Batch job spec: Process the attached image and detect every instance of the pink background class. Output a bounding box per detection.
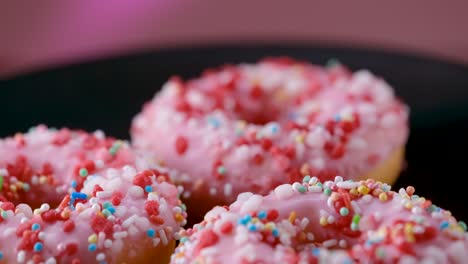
[1,0,467,78]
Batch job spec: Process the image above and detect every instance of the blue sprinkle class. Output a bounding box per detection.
[257,211,267,219]
[272,229,279,237]
[108,207,116,214]
[147,228,155,237]
[88,243,97,251]
[312,248,320,256]
[0,251,3,259]
[238,215,252,225]
[440,221,450,230]
[33,242,43,252]
[208,116,221,128]
[248,224,257,232]
[71,192,87,200]
[145,185,153,193]
[71,180,77,189]
[270,123,279,134]
[334,115,341,122]
[31,223,41,231]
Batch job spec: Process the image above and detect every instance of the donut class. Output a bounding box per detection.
[131,57,409,221]
[0,125,143,208]
[0,165,187,263]
[171,176,468,263]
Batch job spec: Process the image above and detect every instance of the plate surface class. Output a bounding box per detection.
[3,44,468,220]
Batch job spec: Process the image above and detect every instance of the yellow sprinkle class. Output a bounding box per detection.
[349,188,358,196]
[298,232,306,241]
[404,223,415,243]
[175,213,184,222]
[264,222,275,231]
[9,185,17,192]
[404,202,413,209]
[379,193,388,202]
[88,234,98,243]
[33,209,41,215]
[295,134,305,144]
[358,185,370,195]
[39,176,48,184]
[251,218,259,224]
[300,164,310,176]
[61,210,71,219]
[288,211,297,224]
[320,216,328,226]
[16,182,24,189]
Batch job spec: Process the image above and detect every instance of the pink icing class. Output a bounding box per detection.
[0,166,187,263]
[0,125,140,206]
[131,58,409,203]
[171,176,468,264]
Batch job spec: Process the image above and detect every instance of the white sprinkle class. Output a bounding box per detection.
[128,186,144,198]
[96,191,112,199]
[334,176,343,183]
[300,218,309,229]
[38,232,45,240]
[128,225,139,237]
[351,201,362,214]
[152,238,161,247]
[224,184,233,197]
[104,239,113,248]
[323,239,337,248]
[95,159,104,169]
[362,194,372,203]
[135,217,150,231]
[336,181,359,189]
[306,232,315,241]
[0,168,8,176]
[96,253,106,261]
[17,250,26,263]
[31,176,39,185]
[309,177,318,185]
[237,192,253,202]
[3,227,15,237]
[122,214,138,228]
[20,217,29,223]
[40,203,50,211]
[113,231,128,239]
[45,257,57,264]
[327,215,335,224]
[209,187,217,196]
[411,207,422,215]
[308,185,323,192]
[159,229,168,245]
[240,195,263,213]
[339,239,347,248]
[274,184,294,200]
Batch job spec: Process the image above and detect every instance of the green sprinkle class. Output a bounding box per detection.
[297,185,307,193]
[459,221,467,231]
[0,176,3,191]
[323,188,332,196]
[339,207,349,216]
[351,222,359,231]
[79,168,88,177]
[102,209,111,217]
[302,175,311,183]
[217,166,226,175]
[179,237,188,243]
[1,211,7,219]
[352,214,361,224]
[109,142,122,156]
[326,58,341,68]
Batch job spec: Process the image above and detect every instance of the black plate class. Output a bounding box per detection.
[2,44,468,220]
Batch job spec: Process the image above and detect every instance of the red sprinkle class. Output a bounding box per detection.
[63,220,75,233]
[249,85,263,99]
[65,243,78,255]
[175,136,189,155]
[111,191,124,206]
[92,184,104,197]
[252,154,264,165]
[150,215,165,225]
[220,221,234,234]
[144,200,160,216]
[195,230,219,254]
[267,209,279,221]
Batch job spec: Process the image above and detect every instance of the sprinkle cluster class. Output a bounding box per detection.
[172,176,468,264]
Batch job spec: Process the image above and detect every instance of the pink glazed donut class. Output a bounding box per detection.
[0,125,140,209]
[171,176,468,264]
[0,166,187,263]
[131,57,409,221]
